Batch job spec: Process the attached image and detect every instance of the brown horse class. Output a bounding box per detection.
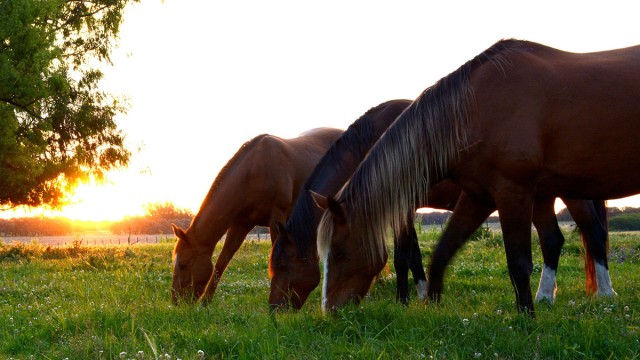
[170,127,343,304]
[316,39,638,315]
[271,100,610,310]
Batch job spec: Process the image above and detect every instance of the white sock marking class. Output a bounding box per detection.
[535,265,557,303]
[595,263,617,297]
[416,280,428,301]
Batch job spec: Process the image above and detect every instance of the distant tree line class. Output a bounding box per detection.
[417,211,499,226]
[3,203,640,237]
[0,202,194,237]
[418,205,640,231]
[109,202,193,235]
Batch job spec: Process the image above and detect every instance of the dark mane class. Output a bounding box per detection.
[318,39,527,265]
[191,134,270,226]
[288,100,401,258]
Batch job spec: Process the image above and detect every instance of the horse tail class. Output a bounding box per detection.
[583,199,608,295]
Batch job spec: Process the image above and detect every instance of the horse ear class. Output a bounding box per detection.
[172,224,190,245]
[311,190,347,223]
[310,190,329,210]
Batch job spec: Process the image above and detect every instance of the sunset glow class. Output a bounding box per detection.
[2,0,640,222]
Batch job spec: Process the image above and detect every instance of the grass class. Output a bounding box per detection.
[1,229,639,359]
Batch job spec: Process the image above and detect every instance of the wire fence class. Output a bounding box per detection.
[0,233,271,247]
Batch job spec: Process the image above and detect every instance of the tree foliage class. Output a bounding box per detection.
[0,0,137,208]
[110,202,194,235]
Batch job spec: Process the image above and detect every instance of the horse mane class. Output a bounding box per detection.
[190,134,271,228]
[317,39,526,266]
[287,101,397,258]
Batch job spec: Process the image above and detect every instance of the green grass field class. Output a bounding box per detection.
[1,228,639,359]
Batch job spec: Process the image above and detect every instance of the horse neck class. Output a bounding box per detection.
[186,186,237,250]
[287,189,323,257]
[290,100,411,257]
[307,100,407,199]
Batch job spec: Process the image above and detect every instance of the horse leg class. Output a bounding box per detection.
[393,230,410,305]
[394,214,427,305]
[428,193,495,303]
[565,199,615,297]
[494,188,535,316]
[407,219,428,302]
[531,197,564,303]
[198,224,252,305]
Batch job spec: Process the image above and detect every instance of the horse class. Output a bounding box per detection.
[270,100,610,310]
[315,39,639,316]
[170,127,343,304]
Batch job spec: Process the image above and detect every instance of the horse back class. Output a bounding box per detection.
[462,40,640,200]
[245,128,343,211]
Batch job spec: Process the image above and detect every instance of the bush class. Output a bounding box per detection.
[609,213,640,231]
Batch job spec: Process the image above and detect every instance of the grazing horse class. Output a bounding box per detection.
[269,99,435,309]
[316,39,639,315]
[270,100,610,310]
[170,127,343,304]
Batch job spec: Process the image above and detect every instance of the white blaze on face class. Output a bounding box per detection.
[595,263,617,297]
[535,265,557,303]
[321,253,329,314]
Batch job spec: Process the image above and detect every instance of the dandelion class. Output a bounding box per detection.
[496,309,503,316]
[462,318,469,326]
[119,352,127,359]
[626,314,631,320]
[137,350,145,358]
[197,350,205,359]
[625,306,630,312]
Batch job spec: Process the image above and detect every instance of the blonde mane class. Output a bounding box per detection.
[317,39,524,266]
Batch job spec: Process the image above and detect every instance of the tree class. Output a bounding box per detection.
[143,202,194,219]
[0,0,137,209]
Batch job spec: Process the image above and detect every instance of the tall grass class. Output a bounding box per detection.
[1,229,639,359]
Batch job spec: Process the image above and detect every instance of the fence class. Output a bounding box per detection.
[0,233,271,247]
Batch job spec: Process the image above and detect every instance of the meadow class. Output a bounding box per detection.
[1,227,639,359]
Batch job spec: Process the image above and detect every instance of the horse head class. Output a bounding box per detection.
[171,224,213,304]
[268,221,320,310]
[312,191,388,314]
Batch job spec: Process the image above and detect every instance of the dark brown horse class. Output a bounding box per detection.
[270,100,610,310]
[269,100,433,308]
[316,39,637,315]
[170,127,343,304]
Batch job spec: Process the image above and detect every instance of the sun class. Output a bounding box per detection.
[48,170,153,222]
[54,182,143,221]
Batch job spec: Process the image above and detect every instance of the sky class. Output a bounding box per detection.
[6,0,640,221]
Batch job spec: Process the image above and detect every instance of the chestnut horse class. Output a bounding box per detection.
[316,39,638,315]
[271,100,610,309]
[170,127,343,304]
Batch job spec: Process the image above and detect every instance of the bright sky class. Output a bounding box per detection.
[6,0,640,221]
